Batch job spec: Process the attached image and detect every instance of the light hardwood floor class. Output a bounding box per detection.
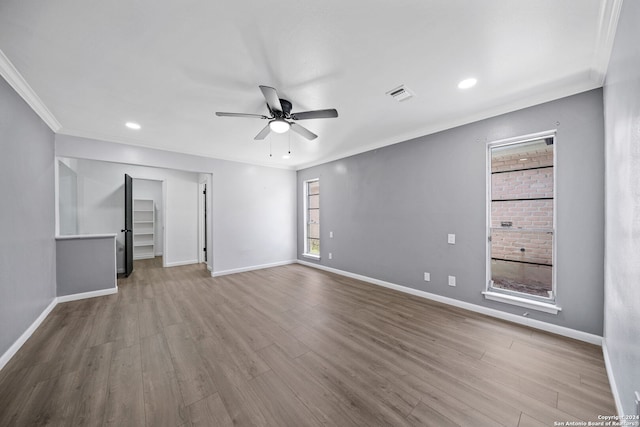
[0,258,616,426]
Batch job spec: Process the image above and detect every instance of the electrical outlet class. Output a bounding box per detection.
[448,234,456,244]
[448,276,456,286]
[424,272,430,281]
[329,231,334,238]
[328,252,333,260]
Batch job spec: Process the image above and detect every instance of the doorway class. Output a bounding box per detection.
[132,178,165,270]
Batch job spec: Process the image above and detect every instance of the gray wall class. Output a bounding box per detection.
[0,76,56,357]
[298,89,605,335]
[603,0,640,416]
[56,236,116,296]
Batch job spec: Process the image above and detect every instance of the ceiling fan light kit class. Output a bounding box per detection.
[216,85,338,142]
[269,118,290,133]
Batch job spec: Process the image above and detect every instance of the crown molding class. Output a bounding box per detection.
[0,49,62,132]
[591,0,624,85]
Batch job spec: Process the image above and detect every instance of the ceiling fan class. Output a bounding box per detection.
[216,85,338,140]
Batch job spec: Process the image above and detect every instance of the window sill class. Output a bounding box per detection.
[302,253,321,260]
[482,291,562,314]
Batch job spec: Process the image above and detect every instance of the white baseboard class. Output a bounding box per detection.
[0,298,57,371]
[212,260,296,277]
[165,259,199,268]
[1,286,119,373]
[602,339,624,416]
[207,264,213,272]
[297,260,602,346]
[57,287,118,303]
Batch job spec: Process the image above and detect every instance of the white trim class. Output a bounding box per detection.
[297,260,601,345]
[211,260,296,277]
[0,286,121,373]
[485,129,558,147]
[0,298,57,371]
[482,291,561,315]
[486,131,558,306]
[294,78,599,171]
[591,0,624,85]
[602,339,624,416]
[165,259,199,268]
[162,181,168,268]
[54,159,60,236]
[55,233,117,240]
[303,178,320,257]
[57,287,118,303]
[0,49,62,132]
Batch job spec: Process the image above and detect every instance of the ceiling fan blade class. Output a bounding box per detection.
[216,112,268,119]
[290,123,318,140]
[254,124,271,140]
[259,85,283,113]
[291,109,338,120]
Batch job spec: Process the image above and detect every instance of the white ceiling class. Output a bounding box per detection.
[0,1,620,169]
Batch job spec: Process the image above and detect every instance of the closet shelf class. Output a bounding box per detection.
[133,199,155,260]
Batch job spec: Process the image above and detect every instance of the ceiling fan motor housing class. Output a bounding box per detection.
[277,99,292,117]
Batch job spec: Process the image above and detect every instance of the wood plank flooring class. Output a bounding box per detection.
[0,258,616,426]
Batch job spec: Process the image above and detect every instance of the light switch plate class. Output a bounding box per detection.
[329,231,334,238]
[424,272,430,281]
[448,234,456,244]
[448,276,456,286]
[329,252,333,260]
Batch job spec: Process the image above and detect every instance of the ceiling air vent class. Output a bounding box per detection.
[386,85,414,102]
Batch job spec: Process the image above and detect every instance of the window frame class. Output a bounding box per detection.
[483,131,561,314]
[303,178,320,259]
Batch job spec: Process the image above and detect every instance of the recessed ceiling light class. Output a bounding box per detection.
[125,122,141,130]
[282,154,291,160]
[457,78,477,89]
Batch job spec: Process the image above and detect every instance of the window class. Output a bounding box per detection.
[304,179,320,258]
[484,133,560,313]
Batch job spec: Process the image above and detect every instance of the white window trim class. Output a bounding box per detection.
[485,130,558,311]
[482,291,562,314]
[303,178,320,259]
